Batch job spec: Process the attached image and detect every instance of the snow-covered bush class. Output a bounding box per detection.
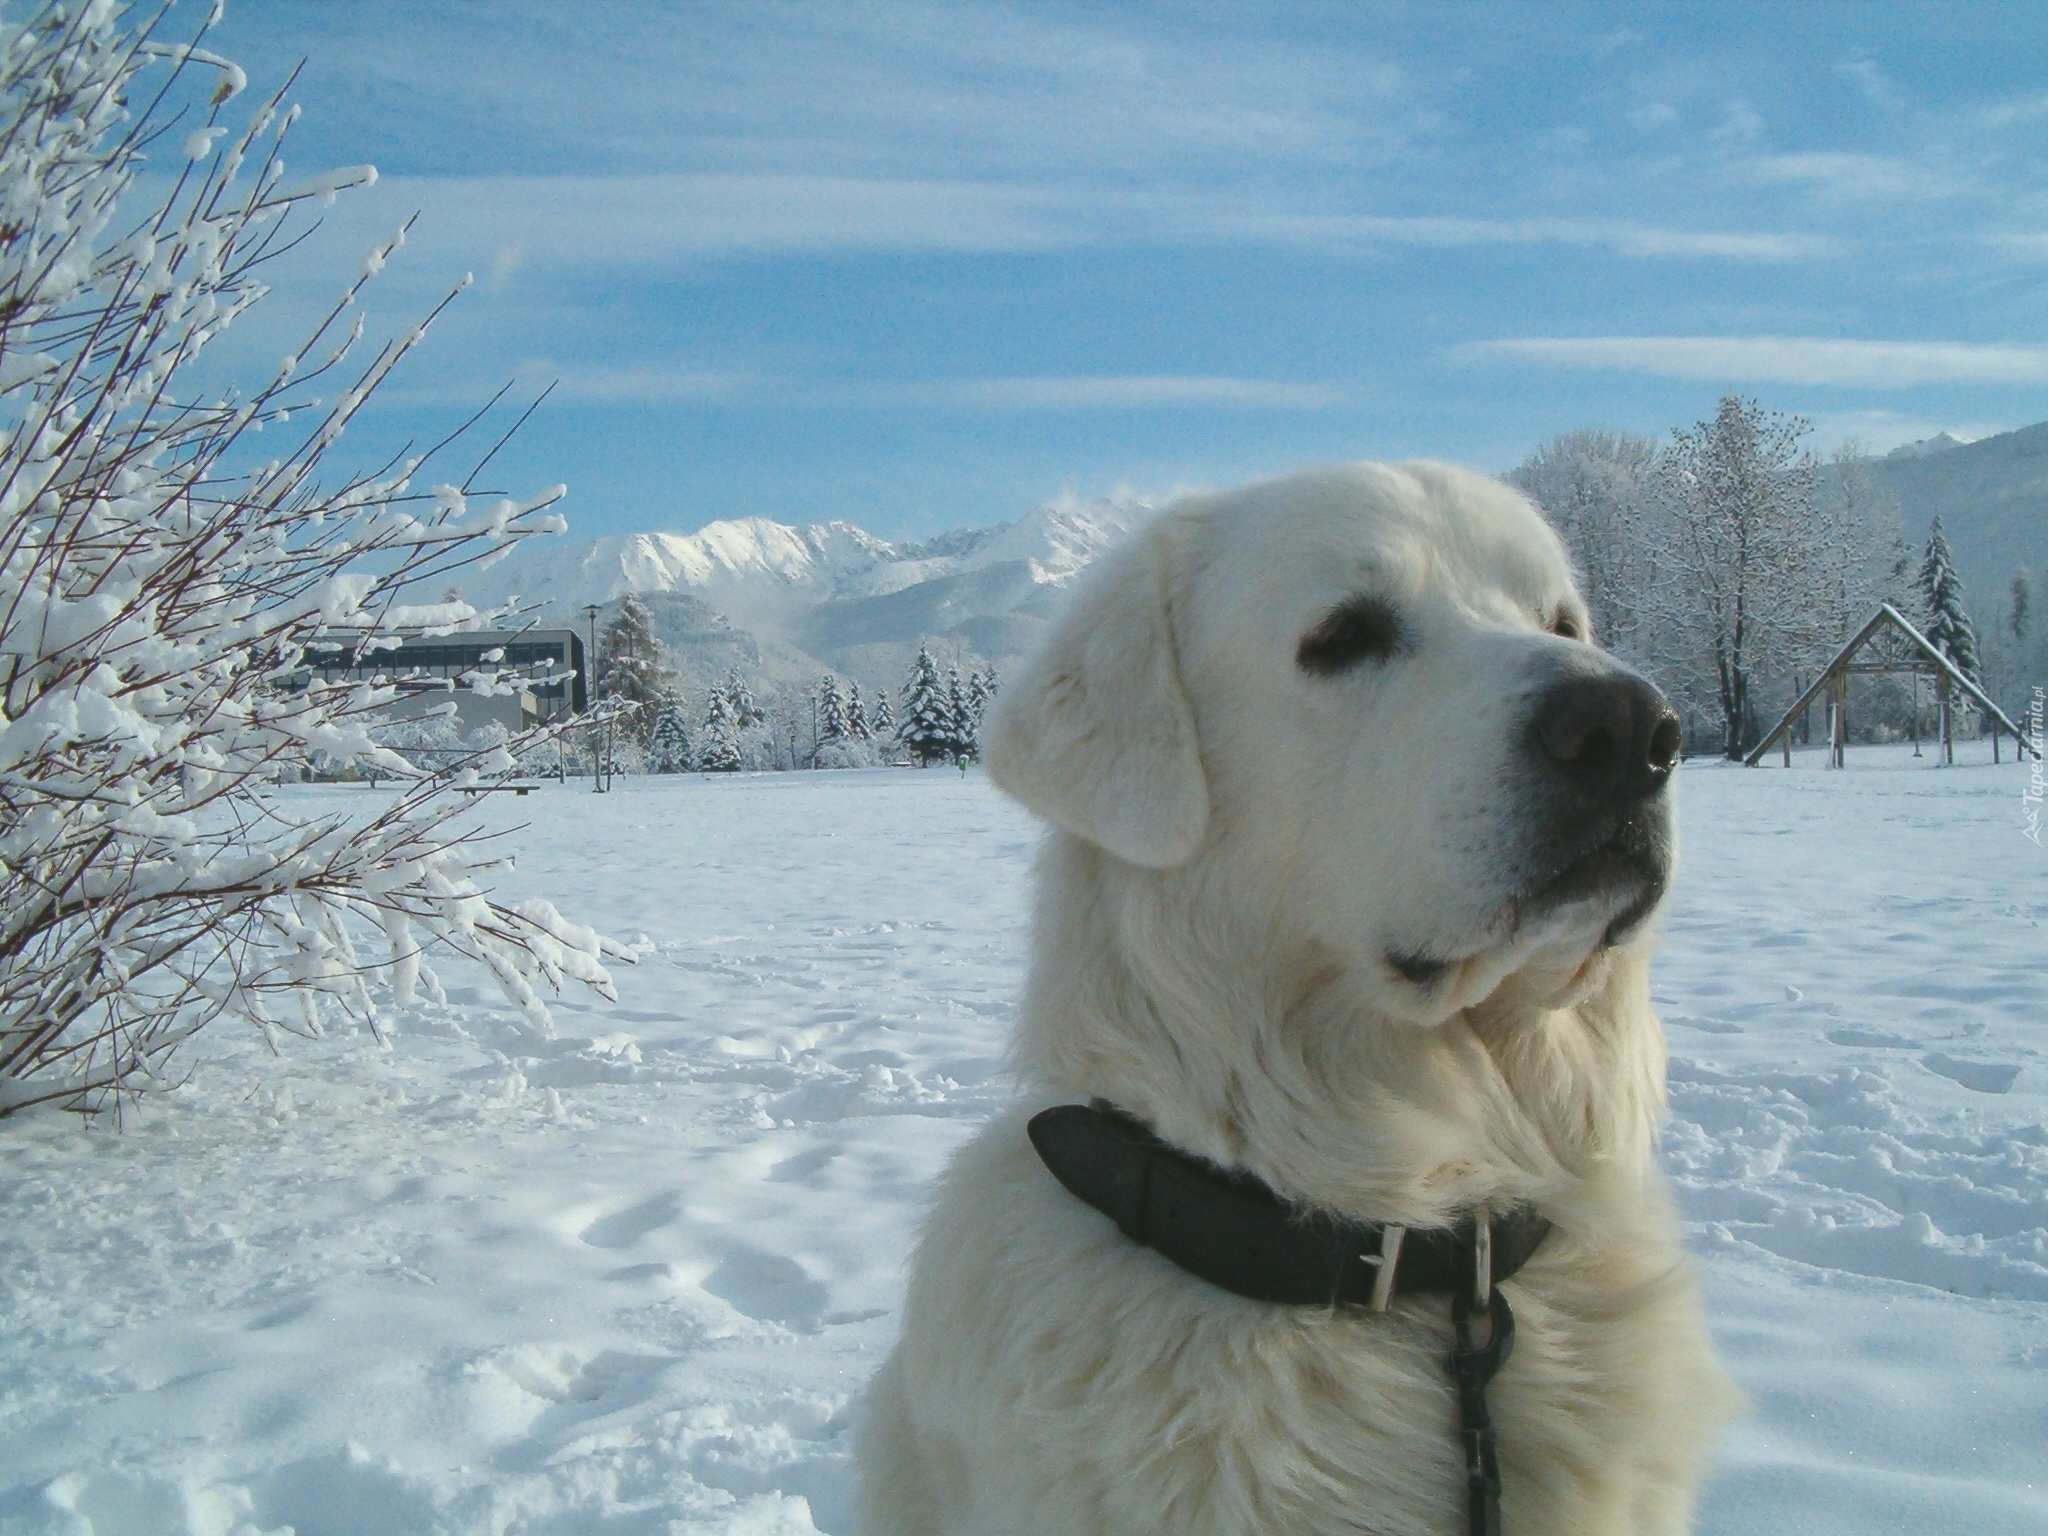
[0,2,629,1115]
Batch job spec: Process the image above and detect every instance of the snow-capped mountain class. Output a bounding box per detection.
[1844,420,2048,614]
[1884,431,1967,461]
[464,493,1151,691]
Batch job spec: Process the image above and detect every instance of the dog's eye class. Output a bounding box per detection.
[1550,612,1582,641]
[1297,597,1401,675]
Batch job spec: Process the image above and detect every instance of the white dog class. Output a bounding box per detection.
[856,463,1735,1536]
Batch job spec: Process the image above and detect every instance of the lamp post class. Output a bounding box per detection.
[583,603,607,793]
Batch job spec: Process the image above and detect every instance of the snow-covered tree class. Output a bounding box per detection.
[648,692,692,772]
[947,666,974,763]
[723,667,762,729]
[898,645,953,766]
[698,688,742,772]
[818,673,848,747]
[847,680,871,740]
[2011,569,2031,645]
[1813,441,1911,647]
[1918,518,1981,681]
[870,686,894,750]
[597,593,672,742]
[967,669,994,737]
[1507,430,1658,646]
[1644,395,1823,758]
[0,4,626,1114]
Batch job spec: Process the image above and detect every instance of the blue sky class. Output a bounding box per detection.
[195,1,2048,543]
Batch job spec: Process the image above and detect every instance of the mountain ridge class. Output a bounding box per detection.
[464,492,1151,695]
[466,430,2043,701]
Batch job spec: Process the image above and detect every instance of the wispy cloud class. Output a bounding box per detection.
[371,172,1832,269]
[1983,230,2048,260]
[1454,335,2048,388]
[1835,59,1901,111]
[879,375,1350,411]
[387,364,1350,413]
[531,364,758,404]
[1270,214,1830,261]
[382,175,1081,269]
[1743,151,1955,202]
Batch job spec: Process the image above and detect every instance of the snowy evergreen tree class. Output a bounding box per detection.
[871,686,895,752]
[648,693,693,773]
[597,594,672,743]
[1918,518,1981,680]
[818,674,849,746]
[2011,569,2031,644]
[967,669,994,737]
[847,681,871,740]
[723,668,763,729]
[899,646,954,766]
[698,689,743,772]
[947,666,974,763]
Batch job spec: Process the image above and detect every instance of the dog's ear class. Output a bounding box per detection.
[983,517,1209,868]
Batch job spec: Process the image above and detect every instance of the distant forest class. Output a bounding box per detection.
[1506,396,2042,758]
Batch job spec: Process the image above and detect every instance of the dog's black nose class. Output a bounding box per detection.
[1532,673,1680,801]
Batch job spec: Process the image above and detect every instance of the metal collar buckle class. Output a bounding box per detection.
[1360,1224,1406,1311]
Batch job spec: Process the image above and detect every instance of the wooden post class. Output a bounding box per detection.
[1936,673,1953,765]
[1782,725,1791,767]
[1830,670,1848,769]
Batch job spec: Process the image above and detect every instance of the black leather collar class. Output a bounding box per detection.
[1028,1100,1551,1310]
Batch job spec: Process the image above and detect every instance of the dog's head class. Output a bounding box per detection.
[984,461,1679,1027]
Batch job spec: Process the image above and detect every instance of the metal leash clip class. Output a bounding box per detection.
[1450,1217,1514,1536]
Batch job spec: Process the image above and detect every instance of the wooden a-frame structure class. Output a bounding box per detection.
[1746,602,2040,768]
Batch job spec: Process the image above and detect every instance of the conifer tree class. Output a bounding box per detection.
[967,669,992,737]
[698,689,743,772]
[899,645,953,766]
[648,692,692,772]
[847,680,871,740]
[818,674,849,745]
[597,593,674,744]
[1918,518,1981,680]
[947,666,974,763]
[723,668,762,728]
[871,686,894,751]
[2012,569,2032,644]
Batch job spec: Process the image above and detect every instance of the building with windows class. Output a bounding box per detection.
[301,629,587,735]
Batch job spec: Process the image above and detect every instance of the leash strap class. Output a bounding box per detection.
[1451,1283,1515,1536]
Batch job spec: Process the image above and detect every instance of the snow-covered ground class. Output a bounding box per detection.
[1,744,2043,1535]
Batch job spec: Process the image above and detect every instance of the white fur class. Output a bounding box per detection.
[857,463,1737,1536]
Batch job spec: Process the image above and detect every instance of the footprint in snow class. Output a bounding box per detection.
[1666,1014,1743,1035]
[1920,1054,2023,1095]
[1827,1028,1921,1049]
[768,1143,841,1184]
[604,1261,676,1283]
[578,1191,681,1249]
[702,1249,831,1329]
